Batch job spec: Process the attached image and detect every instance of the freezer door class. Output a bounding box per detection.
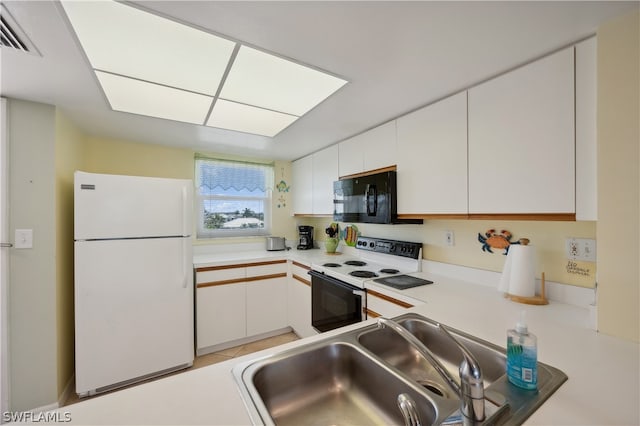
[74,237,194,395]
[75,171,193,240]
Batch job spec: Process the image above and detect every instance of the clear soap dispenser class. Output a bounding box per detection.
[507,310,538,390]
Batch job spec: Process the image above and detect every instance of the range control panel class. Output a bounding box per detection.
[355,236,423,259]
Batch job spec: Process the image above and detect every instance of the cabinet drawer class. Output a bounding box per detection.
[246,260,287,278]
[366,289,420,318]
[290,261,311,285]
[195,266,245,285]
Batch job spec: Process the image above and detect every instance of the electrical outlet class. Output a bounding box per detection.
[565,237,596,262]
[445,230,455,247]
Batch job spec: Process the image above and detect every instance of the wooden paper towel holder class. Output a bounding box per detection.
[506,272,549,305]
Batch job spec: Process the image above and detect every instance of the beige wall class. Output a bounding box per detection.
[6,120,296,410]
[83,136,297,242]
[83,136,193,179]
[596,10,640,342]
[54,111,86,397]
[299,217,597,288]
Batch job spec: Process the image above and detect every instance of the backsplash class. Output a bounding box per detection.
[296,217,597,289]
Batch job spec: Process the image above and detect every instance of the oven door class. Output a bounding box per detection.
[309,270,366,333]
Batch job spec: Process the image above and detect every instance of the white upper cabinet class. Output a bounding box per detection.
[312,145,339,214]
[396,92,468,214]
[338,121,397,177]
[468,47,575,214]
[292,154,313,215]
[363,121,397,172]
[338,135,364,177]
[575,37,597,220]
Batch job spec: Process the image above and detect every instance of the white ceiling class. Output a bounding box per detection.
[1,1,638,161]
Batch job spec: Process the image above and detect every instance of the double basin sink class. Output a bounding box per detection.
[233,313,567,425]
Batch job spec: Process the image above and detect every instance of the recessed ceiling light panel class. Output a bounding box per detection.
[220,46,348,116]
[207,99,298,137]
[61,0,348,138]
[61,0,235,95]
[95,71,213,125]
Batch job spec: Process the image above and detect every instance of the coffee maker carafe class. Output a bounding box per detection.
[297,226,314,250]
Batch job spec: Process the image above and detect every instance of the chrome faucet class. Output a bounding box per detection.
[377,317,486,424]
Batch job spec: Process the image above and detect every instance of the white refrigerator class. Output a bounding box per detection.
[74,171,194,397]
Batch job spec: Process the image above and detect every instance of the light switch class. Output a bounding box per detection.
[14,229,33,249]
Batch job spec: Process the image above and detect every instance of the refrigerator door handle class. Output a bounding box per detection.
[181,186,188,237]
[182,238,189,289]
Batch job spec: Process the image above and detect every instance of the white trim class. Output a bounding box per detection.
[1,97,10,422]
[196,327,291,357]
[421,259,596,308]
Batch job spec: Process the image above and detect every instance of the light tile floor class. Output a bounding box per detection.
[64,332,299,407]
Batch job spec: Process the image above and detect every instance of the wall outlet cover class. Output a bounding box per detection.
[445,230,455,247]
[565,237,596,262]
[14,229,33,249]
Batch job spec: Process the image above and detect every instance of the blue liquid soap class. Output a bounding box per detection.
[507,311,538,390]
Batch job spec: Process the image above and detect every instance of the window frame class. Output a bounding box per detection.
[195,157,273,239]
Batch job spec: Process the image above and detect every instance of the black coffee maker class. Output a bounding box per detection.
[297,226,314,250]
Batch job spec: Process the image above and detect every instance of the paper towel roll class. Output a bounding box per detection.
[500,244,536,297]
[498,249,513,293]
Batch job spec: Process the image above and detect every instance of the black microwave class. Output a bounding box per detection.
[333,171,422,224]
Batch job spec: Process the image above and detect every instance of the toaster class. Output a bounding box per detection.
[266,236,286,251]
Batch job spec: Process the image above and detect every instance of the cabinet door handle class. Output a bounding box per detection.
[0,243,12,248]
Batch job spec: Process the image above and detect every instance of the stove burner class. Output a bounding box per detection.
[323,263,342,267]
[345,260,367,267]
[350,270,378,278]
[380,268,400,274]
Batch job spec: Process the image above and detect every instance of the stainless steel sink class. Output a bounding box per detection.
[233,313,567,425]
[358,315,508,399]
[235,340,459,425]
[357,313,568,425]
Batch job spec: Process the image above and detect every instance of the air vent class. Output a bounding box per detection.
[0,4,38,54]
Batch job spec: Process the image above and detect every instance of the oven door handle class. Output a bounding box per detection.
[309,270,365,292]
[353,289,367,321]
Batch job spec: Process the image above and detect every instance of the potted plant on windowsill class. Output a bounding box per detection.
[325,223,339,254]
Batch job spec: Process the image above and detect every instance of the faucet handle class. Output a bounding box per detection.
[397,393,422,426]
[438,323,486,422]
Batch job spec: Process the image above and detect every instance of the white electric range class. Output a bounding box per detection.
[309,236,432,332]
[310,236,428,288]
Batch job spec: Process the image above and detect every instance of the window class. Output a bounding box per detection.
[195,157,274,238]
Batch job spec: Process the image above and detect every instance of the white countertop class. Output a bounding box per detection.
[47,248,639,425]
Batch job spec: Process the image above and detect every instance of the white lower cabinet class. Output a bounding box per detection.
[246,276,287,336]
[195,260,288,354]
[365,288,423,319]
[196,282,246,349]
[287,261,317,338]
